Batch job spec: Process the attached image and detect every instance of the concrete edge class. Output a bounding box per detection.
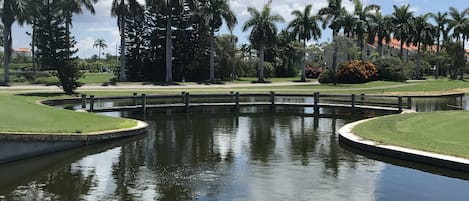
[338,117,469,172]
[0,120,148,142]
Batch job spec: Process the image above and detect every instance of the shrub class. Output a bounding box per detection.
[318,69,335,84]
[374,57,413,81]
[305,66,324,78]
[336,60,378,84]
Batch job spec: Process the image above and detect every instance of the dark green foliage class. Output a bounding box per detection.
[123,2,211,82]
[374,57,408,81]
[318,69,335,84]
[444,42,465,79]
[35,0,82,94]
[336,60,378,84]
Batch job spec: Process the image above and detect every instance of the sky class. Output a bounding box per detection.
[10,0,469,58]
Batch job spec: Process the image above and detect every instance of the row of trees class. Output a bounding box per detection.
[1,0,468,90]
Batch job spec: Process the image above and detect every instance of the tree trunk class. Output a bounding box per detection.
[259,43,265,82]
[332,32,338,85]
[416,43,421,79]
[461,38,465,80]
[378,41,383,57]
[3,24,11,84]
[165,13,173,83]
[119,14,126,81]
[301,39,307,82]
[209,30,215,82]
[231,32,236,82]
[435,36,440,79]
[32,21,36,72]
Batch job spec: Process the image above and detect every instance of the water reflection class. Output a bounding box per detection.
[1,103,469,200]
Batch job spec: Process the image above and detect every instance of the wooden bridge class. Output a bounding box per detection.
[44,91,464,114]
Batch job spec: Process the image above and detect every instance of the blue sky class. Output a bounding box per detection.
[10,0,469,58]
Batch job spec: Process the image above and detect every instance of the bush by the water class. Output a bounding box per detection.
[374,57,412,81]
[336,60,378,84]
[318,69,335,83]
[305,66,324,78]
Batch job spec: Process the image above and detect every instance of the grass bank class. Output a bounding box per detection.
[353,111,469,159]
[0,93,137,134]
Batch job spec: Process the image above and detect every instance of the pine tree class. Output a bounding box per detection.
[35,0,82,94]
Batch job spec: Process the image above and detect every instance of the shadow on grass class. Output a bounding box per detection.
[141,81,181,86]
[16,92,68,98]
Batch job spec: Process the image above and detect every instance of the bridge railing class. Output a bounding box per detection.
[73,92,417,114]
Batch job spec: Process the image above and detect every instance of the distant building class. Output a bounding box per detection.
[12,48,32,59]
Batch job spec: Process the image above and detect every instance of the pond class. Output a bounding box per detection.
[0,97,468,200]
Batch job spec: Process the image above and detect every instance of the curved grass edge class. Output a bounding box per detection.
[0,93,141,134]
[339,116,469,172]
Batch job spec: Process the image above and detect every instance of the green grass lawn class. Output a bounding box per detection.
[0,93,137,134]
[79,72,114,84]
[353,111,469,159]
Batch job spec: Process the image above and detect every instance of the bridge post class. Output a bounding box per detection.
[270,91,275,110]
[185,93,190,112]
[141,94,147,114]
[407,97,412,109]
[360,94,365,105]
[89,95,95,112]
[314,92,320,115]
[81,94,86,109]
[133,92,138,106]
[398,96,403,113]
[235,92,240,111]
[351,94,356,113]
[181,91,186,103]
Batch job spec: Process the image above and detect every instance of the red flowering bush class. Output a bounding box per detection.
[336,60,378,84]
[305,66,324,78]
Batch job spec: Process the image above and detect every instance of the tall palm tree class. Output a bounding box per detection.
[431,11,449,78]
[369,11,392,57]
[64,0,98,40]
[93,38,107,69]
[112,0,142,81]
[340,12,356,38]
[391,4,414,60]
[448,7,468,80]
[319,0,346,85]
[146,0,196,83]
[352,0,380,60]
[1,0,25,84]
[408,13,435,79]
[288,4,321,82]
[201,0,237,82]
[242,2,284,82]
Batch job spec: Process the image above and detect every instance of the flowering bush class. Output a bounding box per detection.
[336,60,378,84]
[305,66,324,78]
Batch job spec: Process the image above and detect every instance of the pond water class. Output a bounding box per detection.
[1,97,469,200]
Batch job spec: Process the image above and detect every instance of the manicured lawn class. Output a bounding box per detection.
[0,93,137,134]
[79,72,114,84]
[353,111,469,159]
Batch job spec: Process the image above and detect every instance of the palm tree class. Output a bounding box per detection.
[1,0,25,84]
[93,38,107,69]
[448,7,468,80]
[288,4,321,82]
[369,11,392,57]
[352,0,380,60]
[242,2,284,82]
[319,0,346,85]
[431,11,449,78]
[112,0,142,81]
[201,0,237,82]
[340,12,356,38]
[391,4,414,60]
[64,0,98,40]
[408,13,435,79]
